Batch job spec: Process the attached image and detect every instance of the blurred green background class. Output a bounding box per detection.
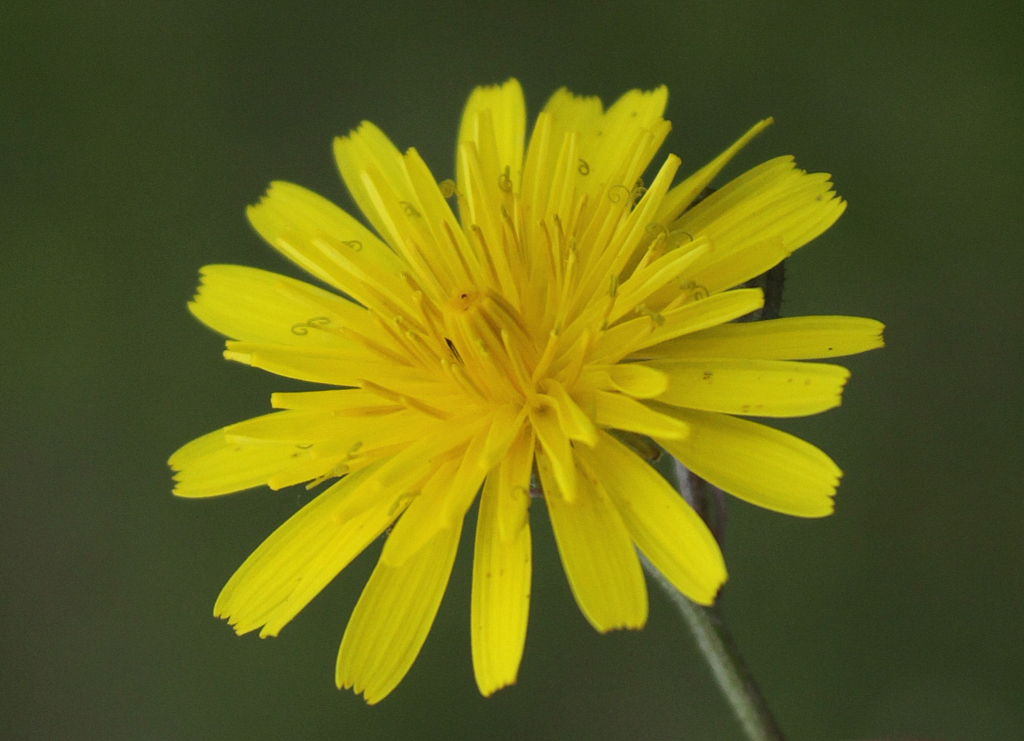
[2,2,1021,739]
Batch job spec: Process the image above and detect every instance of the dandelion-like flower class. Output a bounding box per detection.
[170,80,883,703]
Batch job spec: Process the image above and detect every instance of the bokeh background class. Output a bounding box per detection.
[3,2,1022,739]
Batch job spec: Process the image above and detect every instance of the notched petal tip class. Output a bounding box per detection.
[869,319,886,349]
[335,119,378,144]
[592,614,648,634]
[476,676,517,699]
[469,77,522,96]
[684,569,729,607]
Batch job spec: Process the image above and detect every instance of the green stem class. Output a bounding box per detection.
[641,557,786,741]
[649,456,787,741]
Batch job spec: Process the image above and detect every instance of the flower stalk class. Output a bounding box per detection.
[642,554,787,741]
[647,456,787,741]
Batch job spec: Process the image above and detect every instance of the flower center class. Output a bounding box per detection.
[439,284,553,408]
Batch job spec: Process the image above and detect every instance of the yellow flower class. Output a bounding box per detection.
[170,79,883,703]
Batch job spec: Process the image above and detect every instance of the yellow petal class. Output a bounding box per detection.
[481,403,528,470]
[648,358,850,417]
[539,88,603,139]
[471,467,531,696]
[537,449,647,632]
[640,237,787,312]
[457,78,526,194]
[653,118,774,224]
[529,398,577,502]
[265,453,348,491]
[404,147,483,291]
[223,408,413,443]
[336,520,463,704]
[578,87,670,194]
[573,153,683,305]
[525,86,669,261]
[670,157,846,294]
[440,419,509,525]
[590,288,765,364]
[541,378,599,446]
[269,388,402,412]
[577,363,668,398]
[682,236,792,299]
[246,181,410,312]
[655,407,842,517]
[169,426,307,498]
[518,108,556,231]
[332,415,489,525]
[379,459,461,568]
[333,121,418,251]
[639,315,886,360]
[380,419,499,569]
[223,341,425,387]
[357,164,450,303]
[214,462,398,637]
[522,91,600,220]
[172,409,412,496]
[607,237,708,324]
[456,137,520,303]
[576,432,726,605]
[188,264,370,346]
[497,426,535,543]
[591,390,689,439]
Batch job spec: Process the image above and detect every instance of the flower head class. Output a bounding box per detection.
[170,80,883,703]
